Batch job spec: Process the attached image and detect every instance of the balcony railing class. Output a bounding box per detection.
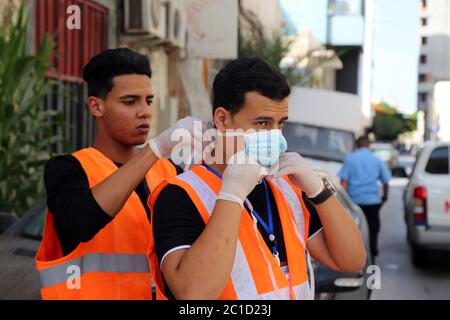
[328,0,364,16]
[327,0,364,46]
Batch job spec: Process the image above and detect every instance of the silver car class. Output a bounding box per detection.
[0,200,45,299]
[404,141,450,267]
[312,171,373,300]
[370,142,399,170]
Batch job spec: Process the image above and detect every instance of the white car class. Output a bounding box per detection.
[370,142,399,170]
[403,141,450,267]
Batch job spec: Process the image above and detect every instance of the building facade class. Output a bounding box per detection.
[282,0,372,126]
[17,0,239,152]
[5,0,286,152]
[417,0,450,139]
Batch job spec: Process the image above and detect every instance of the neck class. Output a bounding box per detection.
[93,133,136,164]
[206,148,229,175]
[208,163,227,175]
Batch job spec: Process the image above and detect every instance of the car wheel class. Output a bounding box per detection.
[411,245,428,268]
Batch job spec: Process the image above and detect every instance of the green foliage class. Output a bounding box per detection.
[238,30,292,71]
[0,5,66,216]
[372,102,417,141]
[238,29,340,88]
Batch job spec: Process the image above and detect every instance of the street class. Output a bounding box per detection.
[371,178,450,300]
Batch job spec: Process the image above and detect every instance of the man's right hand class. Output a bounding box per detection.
[218,151,267,208]
[148,117,210,159]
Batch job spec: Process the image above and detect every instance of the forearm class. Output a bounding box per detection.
[340,179,348,191]
[167,200,242,300]
[316,196,366,272]
[92,145,158,217]
[383,184,389,199]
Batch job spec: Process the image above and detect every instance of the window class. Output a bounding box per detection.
[33,0,107,151]
[336,188,355,212]
[421,18,428,26]
[34,0,109,82]
[419,74,427,82]
[419,92,428,102]
[19,208,46,241]
[420,55,427,64]
[283,122,355,162]
[328,0,363,16]
[422,37,428,45]
[425,147,449,174]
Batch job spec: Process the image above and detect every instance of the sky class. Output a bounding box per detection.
[281,0,420,114]
[371,0,419,114]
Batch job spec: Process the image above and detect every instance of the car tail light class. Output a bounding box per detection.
[413,186,427,225]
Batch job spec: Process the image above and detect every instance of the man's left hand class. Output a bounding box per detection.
[270,152,324,197]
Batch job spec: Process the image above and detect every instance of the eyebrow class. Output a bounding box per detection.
[253,116,289,122]
[119,95,154,100]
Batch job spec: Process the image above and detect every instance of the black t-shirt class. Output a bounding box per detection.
[44,154,183,256]
[152,170,323,298]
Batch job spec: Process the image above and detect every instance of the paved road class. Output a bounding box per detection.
[371,178,450,300]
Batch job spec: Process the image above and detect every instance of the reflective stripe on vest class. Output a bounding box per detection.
[38,253,150,289]
[176,170,312,300]
[35,148,177,299]
[270,178,315,300]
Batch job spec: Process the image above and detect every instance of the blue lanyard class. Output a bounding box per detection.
[200,164,280,259]
[201,163,223,179]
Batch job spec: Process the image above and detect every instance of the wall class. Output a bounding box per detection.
[288,86,365,135]
[241,0,283,36]
[0,0,20,32]
[420,0,450,80]
[96,0,118,48]
[281,0,329,43]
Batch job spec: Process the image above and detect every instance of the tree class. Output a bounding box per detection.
[0,4,66,216]
[371,102,417,141]
[238,10,341,88]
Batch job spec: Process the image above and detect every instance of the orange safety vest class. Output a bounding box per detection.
[148,164,315,300]
[35,147,177,300]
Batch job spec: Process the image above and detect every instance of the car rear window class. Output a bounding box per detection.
[425,146,449,174]
[20,207,46,240]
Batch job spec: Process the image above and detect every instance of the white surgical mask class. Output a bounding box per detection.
[244,129,288,168]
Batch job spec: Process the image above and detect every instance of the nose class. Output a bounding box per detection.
[270,123,281,131]
[137,101,152,119]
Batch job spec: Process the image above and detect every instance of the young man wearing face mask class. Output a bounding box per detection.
[35,48,203,299]
[148,57,366,300]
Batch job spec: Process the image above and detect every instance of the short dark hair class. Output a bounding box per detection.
[212,57,291,115]
[357,136,371,148]
[82,48,152,98]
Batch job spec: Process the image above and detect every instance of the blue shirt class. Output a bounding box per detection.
[338,148,391,205]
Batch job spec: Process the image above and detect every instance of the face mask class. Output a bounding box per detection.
[244,129,288,168]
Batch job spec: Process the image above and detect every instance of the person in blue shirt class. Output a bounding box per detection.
[338,136,391,261]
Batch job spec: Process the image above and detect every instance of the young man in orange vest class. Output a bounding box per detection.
[35,48,202,299]
[149,57,367,300]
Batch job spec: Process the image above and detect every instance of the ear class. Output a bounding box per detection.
[87,96,105,118]
[213,107,230,132]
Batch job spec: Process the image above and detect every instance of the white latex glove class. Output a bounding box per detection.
[271,152,324,197]
[218,151,268,209]
[148,117,211,159]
